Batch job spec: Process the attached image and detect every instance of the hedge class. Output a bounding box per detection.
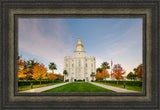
[77,80,83,82]
[98,80,142,87]
[65,79,69,82]
[18,80,63,86]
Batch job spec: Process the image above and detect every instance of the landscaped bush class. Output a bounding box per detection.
[99,80,142,87]
[18,80,63,86]
[65,79,69,82]
[77,80,83,82]
[91,80,94,82]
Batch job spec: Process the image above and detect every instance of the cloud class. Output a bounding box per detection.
[105,21,142,57]
[103,21,142,74]
[18,19,74,73]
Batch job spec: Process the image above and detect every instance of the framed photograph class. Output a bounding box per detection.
[0,0,159,109]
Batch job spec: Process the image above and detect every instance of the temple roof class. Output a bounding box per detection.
[77,38,82,44]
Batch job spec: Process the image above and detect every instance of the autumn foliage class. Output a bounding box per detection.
[49,73,57,81]
[18,56,26,79]
[31,64,48,81]
[134,64,143,80]
[95,68,110,80]
[101,68,110,79]
[111,64,125,80]
[95,71,103,80]
[18,56,59,83]
[55,74,64,81]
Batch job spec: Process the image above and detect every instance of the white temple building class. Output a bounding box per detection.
[64,38,96,82]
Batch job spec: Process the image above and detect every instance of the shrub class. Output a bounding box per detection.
[77,80,83,82]
[98,80,142,87]
[18,80,63,86]
[65,79,69,82]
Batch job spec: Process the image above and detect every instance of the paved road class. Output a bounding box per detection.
[89,82,138,93]
[20,82,70,93]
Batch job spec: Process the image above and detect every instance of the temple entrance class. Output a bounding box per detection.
[86,77,89,82]
[70,77,74,82]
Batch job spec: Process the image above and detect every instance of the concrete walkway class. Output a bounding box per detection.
[20,82,70,93]
[89,82,138,93]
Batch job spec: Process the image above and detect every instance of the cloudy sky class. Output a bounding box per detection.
[18,18,142,75]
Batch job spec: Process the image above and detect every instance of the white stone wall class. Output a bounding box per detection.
[64,39,96,82]
[64,56,96,82]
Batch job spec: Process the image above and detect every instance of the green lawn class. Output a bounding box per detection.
[43,82,114,92]
[18,82,64,92]
[96,82,142,92]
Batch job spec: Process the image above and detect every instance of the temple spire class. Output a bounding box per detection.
[76,38,84,51]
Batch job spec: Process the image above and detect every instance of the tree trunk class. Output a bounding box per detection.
[52,69,54,74]
[40,79,41,86]
[64,75,66,82]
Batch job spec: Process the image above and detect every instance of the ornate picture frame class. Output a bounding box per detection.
[0,0,159,109]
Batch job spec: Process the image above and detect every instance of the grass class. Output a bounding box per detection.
[18,82,64,92]
[43,82,114,92]
[96,82,142,92]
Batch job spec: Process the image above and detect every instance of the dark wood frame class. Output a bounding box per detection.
[0,0,159,109]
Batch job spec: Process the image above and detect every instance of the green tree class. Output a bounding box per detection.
[101,62,110,69]
[127,72,137,80]
[96,62,110,73]
[96,67,103,72]
[63,70,68,81]
[23,60,38,80]
[48,62,57,74]
[90,72,95,81]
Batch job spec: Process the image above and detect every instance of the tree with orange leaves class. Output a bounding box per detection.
[49,73,57,82]
[95,68,110,81]
[55,74,64,81]
[134,64,143,80]
[111,64,125,84]
[95,71,103,81]
[18,56,26,80]
[31,64,48,85]
[101,68,110,80]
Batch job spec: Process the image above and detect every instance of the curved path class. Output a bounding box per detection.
[20,82,70,93]
[89,82,139,93]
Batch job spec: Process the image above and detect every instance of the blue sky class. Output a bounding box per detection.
[18,18,142,75]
